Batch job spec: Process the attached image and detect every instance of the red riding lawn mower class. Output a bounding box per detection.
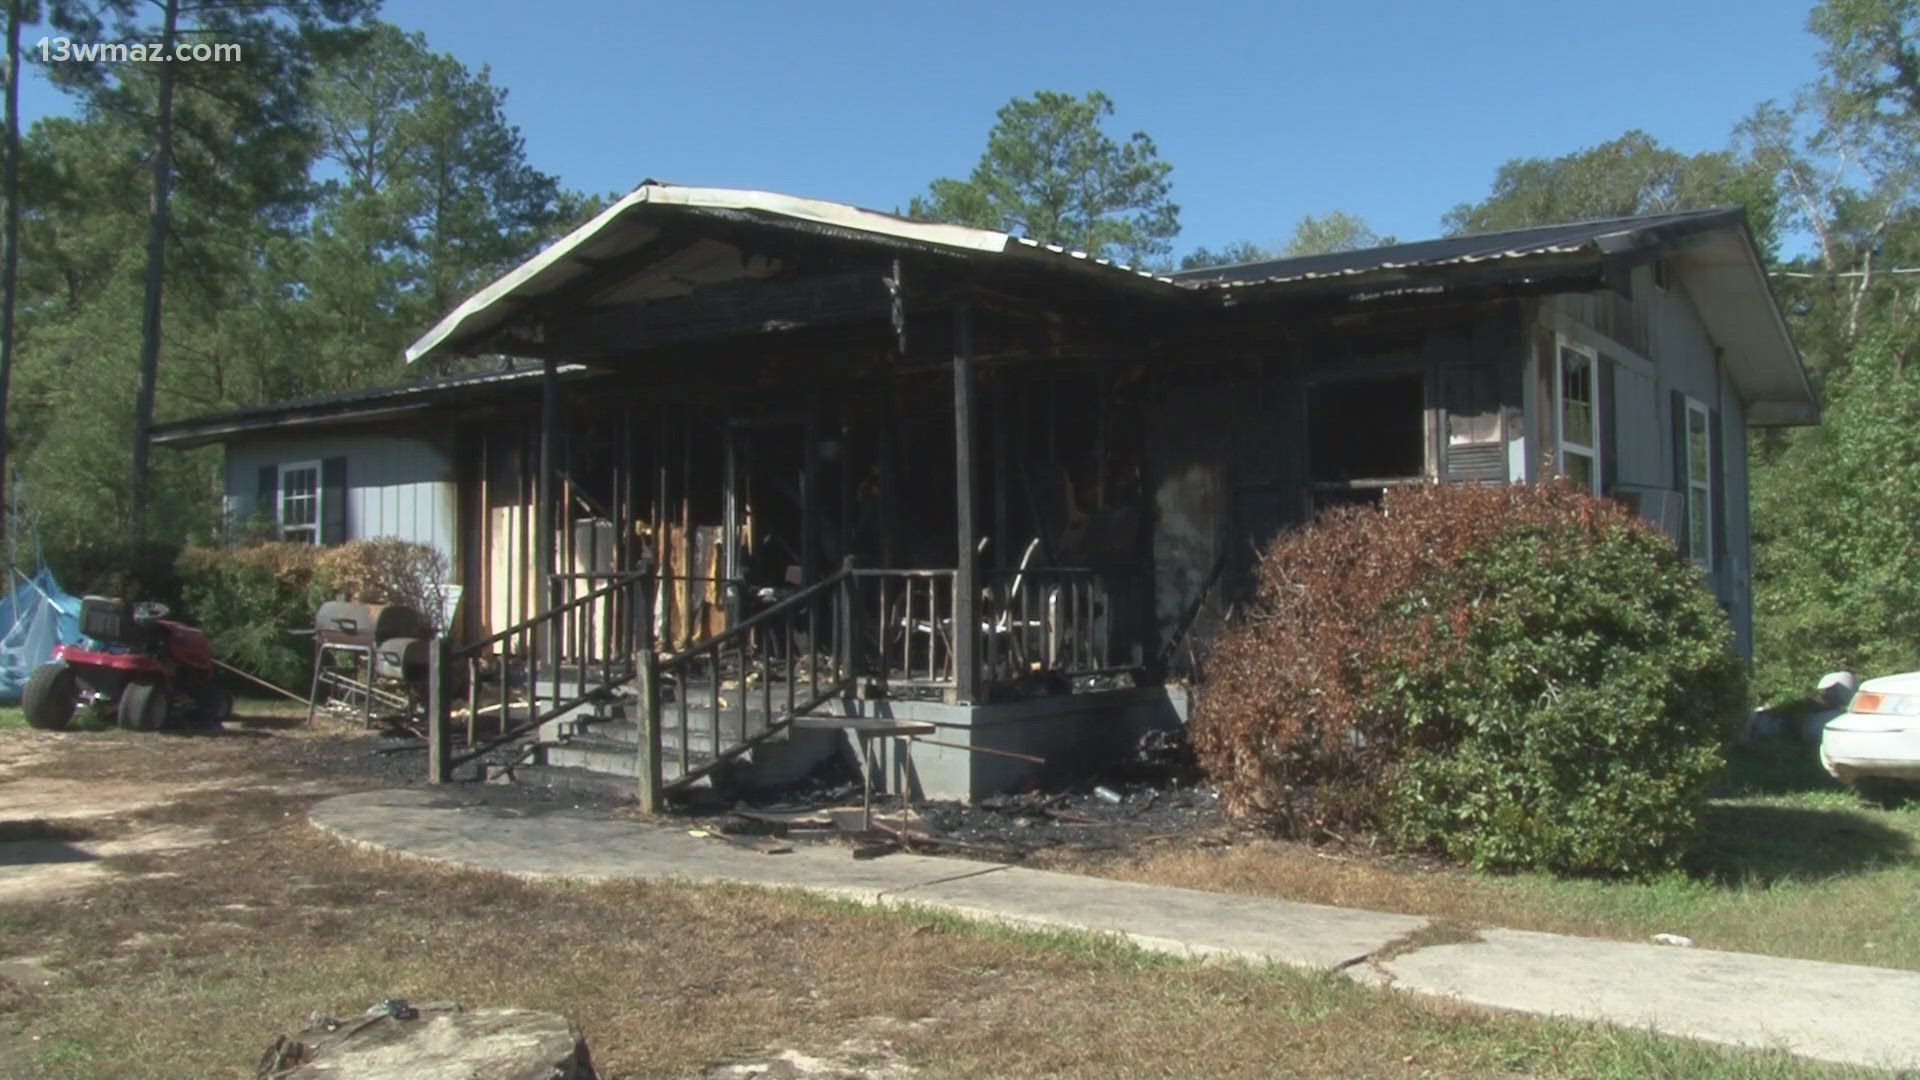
[21,596,232,732]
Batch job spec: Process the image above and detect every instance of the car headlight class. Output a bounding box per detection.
[1850,691,1920,717]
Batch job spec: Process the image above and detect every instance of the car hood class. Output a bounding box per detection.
[1859,671,1920,696]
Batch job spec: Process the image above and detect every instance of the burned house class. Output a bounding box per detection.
[152,185,1816,801]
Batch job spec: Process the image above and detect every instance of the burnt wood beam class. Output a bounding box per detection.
[538,357,560,680]
[952,305,980,704]
[538,268,897,359]
[801,401,819,587]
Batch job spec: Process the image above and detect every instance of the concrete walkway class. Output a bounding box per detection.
[311,788,1920,1072]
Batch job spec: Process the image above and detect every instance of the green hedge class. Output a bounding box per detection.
[175,543,330,690]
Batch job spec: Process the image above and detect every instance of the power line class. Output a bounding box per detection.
[1770,267,1920,278]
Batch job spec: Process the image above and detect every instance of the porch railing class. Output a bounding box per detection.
[427,569,651,782]
[634,564,857,802]
[425,560,1136,791]
[979,567,1117,685]
[852,568,959,692]
[851,566,1125,693]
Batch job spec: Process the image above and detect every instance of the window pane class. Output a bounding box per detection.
[1564,451,1594,490]
[1560,349,1595,450]
[1689,498,1709,558]
[280,465,321,543]
[1688,409,1710,483]
[1563,400,1593,448]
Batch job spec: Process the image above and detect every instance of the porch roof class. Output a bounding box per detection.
[402,182,1187,366]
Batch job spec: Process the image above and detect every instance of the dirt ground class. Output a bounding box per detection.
[0,718,1868,1080]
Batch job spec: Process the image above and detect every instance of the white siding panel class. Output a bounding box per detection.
[223,433,458,577]
[1612,364,1661,489]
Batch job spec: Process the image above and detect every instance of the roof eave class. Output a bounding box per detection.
[1676,224,1820,428]
[150,403,434,449]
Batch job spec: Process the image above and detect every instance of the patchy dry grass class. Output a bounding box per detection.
[0,726,1892,1078]
[1038,740,1920,972]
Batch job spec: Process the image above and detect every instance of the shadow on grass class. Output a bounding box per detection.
[1713,738,1843,797]
[227,713,311,731]
[1689,801,1913,885]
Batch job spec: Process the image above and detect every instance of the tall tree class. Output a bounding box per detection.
[1443,130,1780,249]
[910,90,1179,265]
[46,0,375,535]
[1283,211,1393,257]
[1744,0,1920,701]
[293,23,571,389]
[0,0,36,545]
[1179,211,1393,271]
[1179,238,1274,271]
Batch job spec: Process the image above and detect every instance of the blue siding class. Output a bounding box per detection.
[222,433,458,575]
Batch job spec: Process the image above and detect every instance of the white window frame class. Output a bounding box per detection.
[1554,337,1601,493]
[1684,396,1713,570]
[277,459,322,545]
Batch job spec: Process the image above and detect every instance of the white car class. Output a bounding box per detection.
[1820,670,1920,789]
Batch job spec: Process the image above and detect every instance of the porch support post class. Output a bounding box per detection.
[634,566,663,812]
[801,400,819,586]
[952,305,980,704]
[426,635,451,783]
[538,357,560,693]
[722,422,740,623]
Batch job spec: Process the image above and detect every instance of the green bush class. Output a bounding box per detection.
[175,543,331,690]
[1192,483,1747,877]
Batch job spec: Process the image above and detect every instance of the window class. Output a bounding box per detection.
[1307,373,1428,511]
[1555,340,1600,492]
[278,460,321,544]
[1684,397,1712,568]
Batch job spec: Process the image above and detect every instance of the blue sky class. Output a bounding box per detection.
[23,0,1823,261]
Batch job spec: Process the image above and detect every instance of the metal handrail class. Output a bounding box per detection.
[657,566,852,670]
[454,569,646,660]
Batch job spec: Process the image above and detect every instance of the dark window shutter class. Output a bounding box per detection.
[1670,389,1688,558]
[321,457,348,545]
[256,466,278,534]
[1597,355,1618,494]
[1709,407,1727,569]
[1535,328,1557,478]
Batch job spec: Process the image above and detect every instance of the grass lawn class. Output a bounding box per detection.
[1039,738,1920,973]
[0,726,1896,1078]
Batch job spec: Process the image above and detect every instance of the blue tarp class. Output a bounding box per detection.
[0,568,82,704]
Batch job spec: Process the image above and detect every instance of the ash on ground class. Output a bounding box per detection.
[306,720,1238,859]
[716,728,1234,860]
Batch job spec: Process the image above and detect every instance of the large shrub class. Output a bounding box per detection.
[315,538,452,632]
[173,537,451,690]
[1192,483,1747,877]
[176,543,330,690]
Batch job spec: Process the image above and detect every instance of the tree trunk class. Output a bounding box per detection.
[0,0,23,549]
[129,0,181,537]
